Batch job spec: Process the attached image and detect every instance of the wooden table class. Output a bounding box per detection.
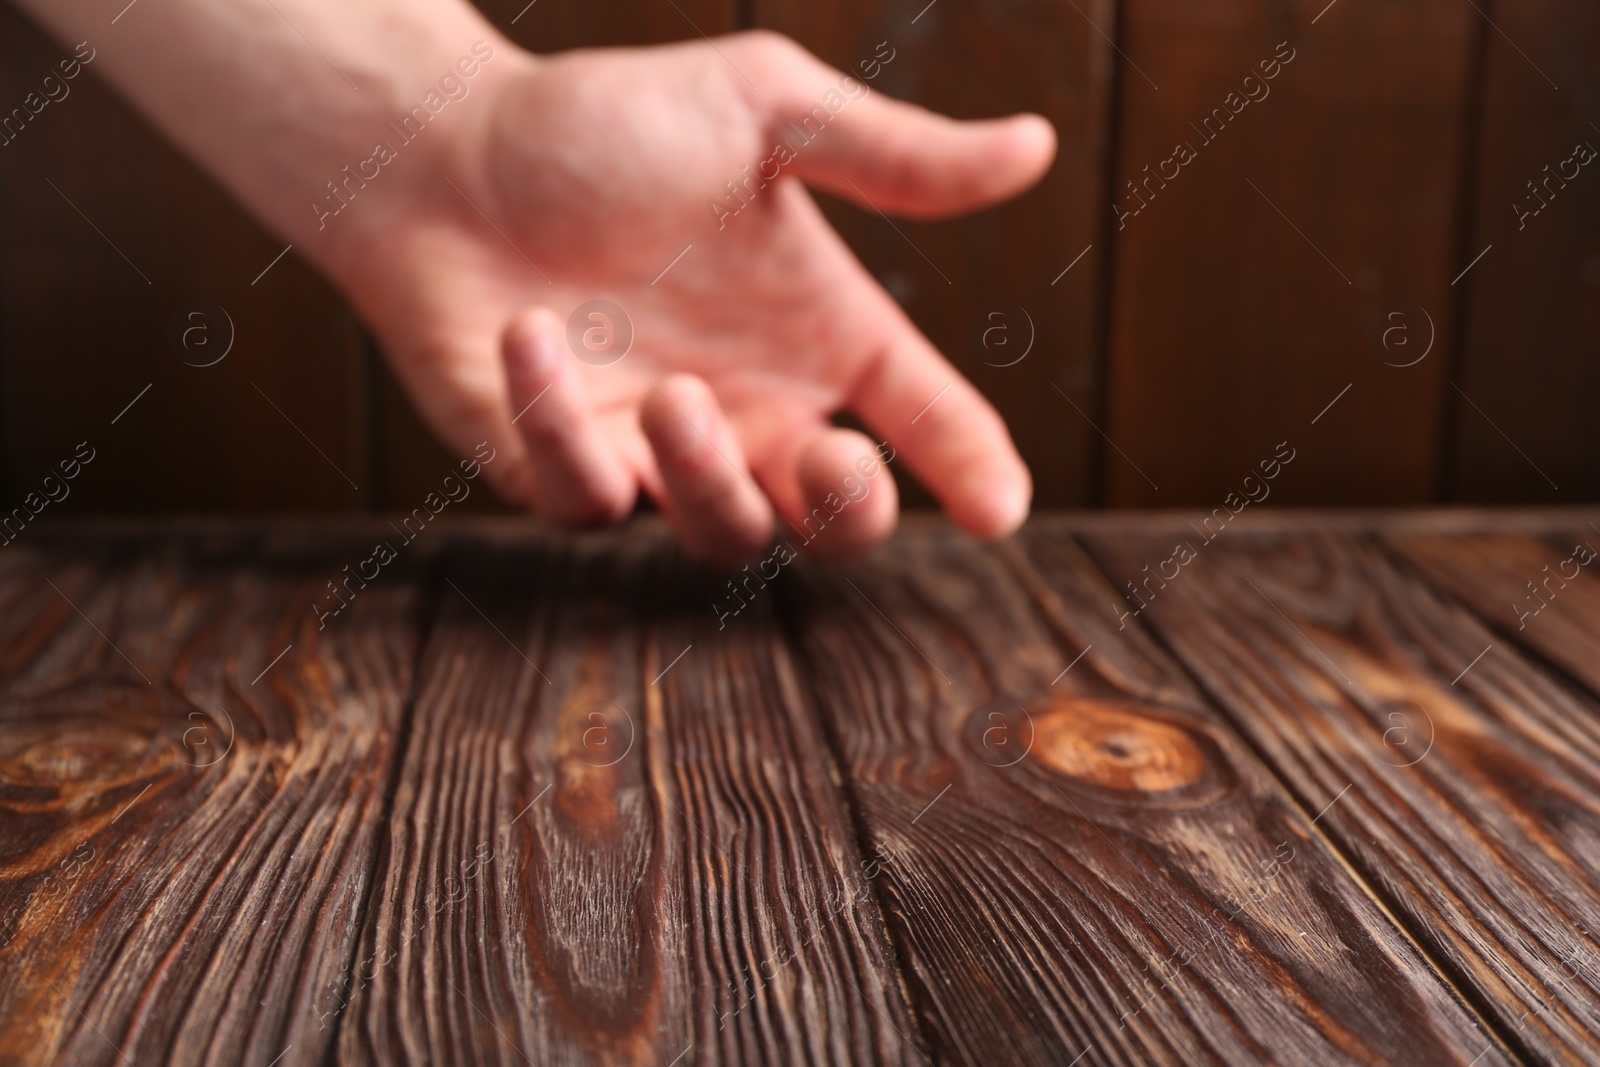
[4,512,1600,1066]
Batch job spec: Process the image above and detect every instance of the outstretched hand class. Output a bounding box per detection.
[327,32,1055,562]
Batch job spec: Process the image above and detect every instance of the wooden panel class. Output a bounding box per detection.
[783,521,1500,1064]
[1084,523,1600,1063]
[1102,1,1478,506]
[0,530,424,1065]
[1450,0,1600,502]
[340,531,919,1065]
[0,10,370,514]
[1388,529,1600,697]
[752,0,1115,507]
[489,0,735,51]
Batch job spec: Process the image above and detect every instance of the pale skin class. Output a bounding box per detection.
[16,0,1056,562]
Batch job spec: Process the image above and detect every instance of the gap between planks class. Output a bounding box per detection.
[1039,532,1527,1067]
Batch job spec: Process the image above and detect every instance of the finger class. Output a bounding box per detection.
[776,427,899,563]
[641,374,775,564]
[500,307,635,525]
[746,38,1055,218]
[793,110,1055,219]
[848,313,1031,540]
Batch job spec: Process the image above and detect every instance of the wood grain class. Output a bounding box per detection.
[1386,528,1600,700]
[12,514,1600,1065]
[1101,0,1478,506]
[1084,521,1600,1063]
[340,530,920,1065]
[783,521,1501,1065]
[1448,0,1600,503]
[752,0,1116,507]
[0,531,425,1066]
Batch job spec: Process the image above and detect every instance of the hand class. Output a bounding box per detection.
[326,32,1055,563]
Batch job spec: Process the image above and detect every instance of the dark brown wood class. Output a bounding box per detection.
[339,530,920,1065]
[1386,528,1600,701]
[1101,0,1479,506]
[0,530,425,1065]
[0,9,371,515]
[1083,521,1600,1063]
[490,0,736,51]
[1449,0,1600,503]
[13,512,1600,1065]
[752,0,1116,507]
[783,521,1501,1065]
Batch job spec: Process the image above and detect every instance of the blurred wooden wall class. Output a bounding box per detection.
[0,0,1595,515]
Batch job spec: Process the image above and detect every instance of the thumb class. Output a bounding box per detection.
[756,46,1056,218]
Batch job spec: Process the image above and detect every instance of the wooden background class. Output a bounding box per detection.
[0,0,1595,515]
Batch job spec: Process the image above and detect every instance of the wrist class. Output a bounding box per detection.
[288,35,531,267]
[291,41,538,293]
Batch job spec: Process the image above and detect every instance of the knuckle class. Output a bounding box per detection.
[729,30,815,92]
[734,29,799,65]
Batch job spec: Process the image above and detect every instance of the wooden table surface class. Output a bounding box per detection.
[5,512,1600,1066]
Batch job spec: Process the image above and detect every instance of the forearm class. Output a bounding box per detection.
[11,0,522,276]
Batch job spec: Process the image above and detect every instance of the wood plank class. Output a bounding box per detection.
[0,530,425,1065]
[1449,0,1600,502]
[0,10,371,514]
[1083,522,1600,1063]
[752,0,1115,507]
[1387,528,1600,699]
[1101,1,1478,505]
[783,521,1500,1065]
[340,530,920,1065]
[1024,506,1598,538]
[494,0,736,50]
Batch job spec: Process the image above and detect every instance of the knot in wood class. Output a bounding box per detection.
[0,720,164,801]
[1030,698,1207,793]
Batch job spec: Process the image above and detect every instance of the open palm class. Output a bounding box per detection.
[344,32,1055,562]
